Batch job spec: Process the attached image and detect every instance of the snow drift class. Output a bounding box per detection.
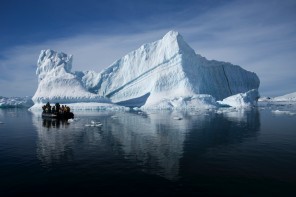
[31,31,260,109]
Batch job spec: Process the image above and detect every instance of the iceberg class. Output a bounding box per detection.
[0,96,33,108]
[273,92,296,102]
[31,31,260,110]
[257,92,296,108]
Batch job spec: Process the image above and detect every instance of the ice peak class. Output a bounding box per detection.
[161,30,195,55]
[36,49,73,82]
[163,30,180,39]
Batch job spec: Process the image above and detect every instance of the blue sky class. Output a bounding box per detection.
[0,0,295,97]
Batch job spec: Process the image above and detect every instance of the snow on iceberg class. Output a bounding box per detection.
[0,96,33,108]
[217,89,260,108]
[141,94,218,110]
[31,31,260,109]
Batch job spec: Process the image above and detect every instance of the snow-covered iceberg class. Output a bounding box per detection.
[31,31,260,109]
[273,92,296,102]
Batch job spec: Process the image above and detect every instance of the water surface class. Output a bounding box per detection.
[0,107,295,196]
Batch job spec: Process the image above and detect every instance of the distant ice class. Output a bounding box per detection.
[271,110,296,116]
[0,96,33,108]
[273,92,296,102]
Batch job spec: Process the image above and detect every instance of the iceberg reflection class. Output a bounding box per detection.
[31,108,260,180]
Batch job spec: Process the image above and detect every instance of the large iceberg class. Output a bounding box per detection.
[31,31,260,109]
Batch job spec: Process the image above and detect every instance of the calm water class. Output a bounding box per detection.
[0,106,296,196]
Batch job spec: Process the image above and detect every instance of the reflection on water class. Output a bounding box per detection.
[106,111,192,180]
[42,118,70,129]
[31,108,260,180]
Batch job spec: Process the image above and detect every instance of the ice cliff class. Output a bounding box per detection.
[32,31,260,109]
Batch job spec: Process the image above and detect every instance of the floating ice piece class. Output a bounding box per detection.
[111,115,118,119]
[91,120,101,124]
[0,122,4,124]
[85,120,103,127]
[173,117,182,120]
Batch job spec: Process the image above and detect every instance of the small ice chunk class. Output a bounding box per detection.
[173,117,182,120]
[91,120,101,124]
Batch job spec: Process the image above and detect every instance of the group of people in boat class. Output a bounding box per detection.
[42,102,71,114]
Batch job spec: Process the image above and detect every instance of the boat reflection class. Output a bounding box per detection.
[42,118,70,129]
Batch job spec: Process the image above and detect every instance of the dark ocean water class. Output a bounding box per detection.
[0,107,295,196]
